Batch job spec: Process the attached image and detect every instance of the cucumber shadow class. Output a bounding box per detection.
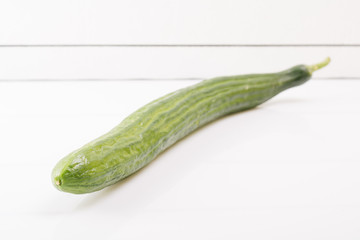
[55,100,308,240]
[74,107,263,210]
[75,96,308,210]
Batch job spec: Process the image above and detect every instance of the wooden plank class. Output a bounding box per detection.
[1,79,360,165]
[0,0,359,44]
[0,47,357,79]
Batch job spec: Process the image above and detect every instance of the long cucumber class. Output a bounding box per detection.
[52,58,330,194]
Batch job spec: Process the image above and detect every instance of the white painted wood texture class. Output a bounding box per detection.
[0,47,356,79]
[0,0,358,79]
[0,0,359,44]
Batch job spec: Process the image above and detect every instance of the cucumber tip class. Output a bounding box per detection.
[55,179,62,186]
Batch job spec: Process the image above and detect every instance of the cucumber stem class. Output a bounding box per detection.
[306,57,331,74]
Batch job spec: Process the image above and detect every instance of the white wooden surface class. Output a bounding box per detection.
[0,47,358,80]
[0,0,359,44]
[1,80,360,240]
[0,0,360,239]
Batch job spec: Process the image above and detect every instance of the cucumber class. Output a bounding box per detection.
[52,58,330,194]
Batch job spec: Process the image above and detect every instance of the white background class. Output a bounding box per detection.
[0,0,360,239]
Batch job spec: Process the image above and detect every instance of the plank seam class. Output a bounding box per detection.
[0,77,359,82]
[0,44,360,48]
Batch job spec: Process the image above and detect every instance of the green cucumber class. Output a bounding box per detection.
[52,58,330,194]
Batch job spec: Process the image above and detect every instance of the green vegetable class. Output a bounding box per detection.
[52,58,330,194]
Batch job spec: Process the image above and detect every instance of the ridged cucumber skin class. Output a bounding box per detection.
[52,65,311,194]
